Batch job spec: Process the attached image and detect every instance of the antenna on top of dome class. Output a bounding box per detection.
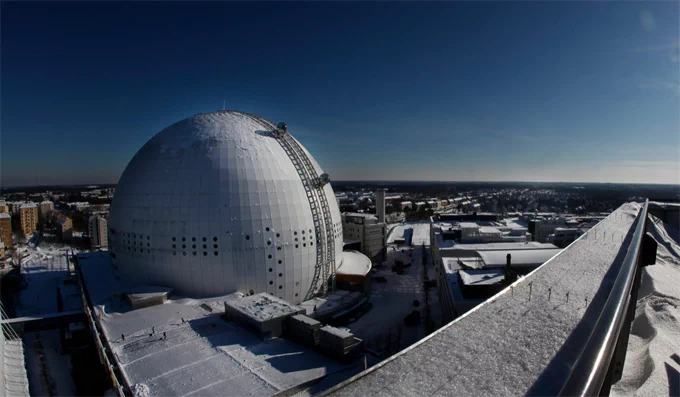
[222,100,225,111]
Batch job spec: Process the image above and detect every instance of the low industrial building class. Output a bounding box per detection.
[437,247,561,323]
[430,213,561,322]
[224,293,305,338]
[528,217,568,243]
[549,227,584,248]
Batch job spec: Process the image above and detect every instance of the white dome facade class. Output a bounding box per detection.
[108,111,343,304]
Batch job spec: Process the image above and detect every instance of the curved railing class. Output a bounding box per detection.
[529,199,654,396]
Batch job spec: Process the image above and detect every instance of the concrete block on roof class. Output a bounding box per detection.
[224,292,304,338]
[287,314,322,347]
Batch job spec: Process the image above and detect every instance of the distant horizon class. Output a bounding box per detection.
[2,2,679,186]
[2,179,679,191]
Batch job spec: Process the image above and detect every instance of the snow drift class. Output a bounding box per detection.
[611,214,680,396]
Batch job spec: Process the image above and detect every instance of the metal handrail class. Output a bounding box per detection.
[532,200,650,396]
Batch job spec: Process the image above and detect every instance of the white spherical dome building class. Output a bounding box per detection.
[108,111,344,304]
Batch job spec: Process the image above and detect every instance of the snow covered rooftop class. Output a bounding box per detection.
[325,202,643,396]
[225,293,303,322]
[442,257,481,273]
[459,222,478,229]
[479,249,562,268]
[459,269,505,286]
[478,226,501,234]
[342,212,377,220]
[19,203,37,209]
[76,252,350,397]
[321,325,353,339]
[336,251,371,277]
[0,213,9,219]
[299,291,365,320]
[436,237,558,251]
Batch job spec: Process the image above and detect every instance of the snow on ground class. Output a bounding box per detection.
[611,214,680,397]
[411,223,430,246]
[9,239,79,396]
[347,222,440,357]
[131,383,150,397]
[386,222,431,246]
[329,202,643,396]
[16,246,71,316]
[386,224,409,244]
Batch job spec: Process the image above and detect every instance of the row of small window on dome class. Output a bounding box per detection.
[172,236,218,242]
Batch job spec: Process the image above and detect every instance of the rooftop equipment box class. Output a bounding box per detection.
[224,293,304,338]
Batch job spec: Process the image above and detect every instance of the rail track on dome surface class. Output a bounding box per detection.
[243,112,336,299]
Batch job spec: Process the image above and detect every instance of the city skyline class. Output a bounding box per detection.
[2,2,679,187]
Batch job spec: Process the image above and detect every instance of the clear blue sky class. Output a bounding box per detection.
[2,1,678,187]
